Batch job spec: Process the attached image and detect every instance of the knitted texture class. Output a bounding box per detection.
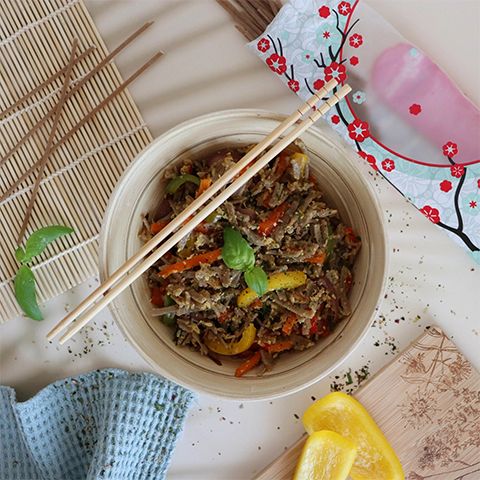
[0,369,196,480]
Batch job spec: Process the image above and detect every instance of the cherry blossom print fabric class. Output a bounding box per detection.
[247,0,480,264]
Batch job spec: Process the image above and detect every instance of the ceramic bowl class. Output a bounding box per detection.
[98,109,388,401]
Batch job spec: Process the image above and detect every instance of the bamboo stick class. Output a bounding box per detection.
[17,38,79,244]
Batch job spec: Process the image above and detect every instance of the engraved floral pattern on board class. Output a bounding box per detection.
[396,327,480,480]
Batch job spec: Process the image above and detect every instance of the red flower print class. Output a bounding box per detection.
[420,205,440,224]
[349,56,359,66]
[450,164,465,178]
[349,34,363,48]
[348,119,370,142]
[323,31,331,39]
[266,53,287,75]
[257,38,270,53]
[470,200,477,209]
[381,158,395,172]
[359,151,378,171]
[440,180,452,192]
[313,79,325,91]
[409,104,422,115]
[288,79,300,92]
[319,6,330,18]
[443,141,458,157]
[338,1,351,15]
[324,62,347,83]
[331,115,340,125]
[477,179,480,189]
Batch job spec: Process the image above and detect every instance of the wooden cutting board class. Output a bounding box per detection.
[253,326,480,480]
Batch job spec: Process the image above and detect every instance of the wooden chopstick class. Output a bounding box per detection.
[0,51,163,204]
[17,38,79,244]
[46,78,339,341]
[49,82,350,344]
[0,45,95,121]
[0,21,154,168]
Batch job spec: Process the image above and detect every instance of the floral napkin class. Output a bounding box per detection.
[247,0,480,263]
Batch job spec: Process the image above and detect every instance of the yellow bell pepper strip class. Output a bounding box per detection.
[204,323,257,356]
[235,350,262,377]
[267,340,292,354]
[290,152,308,180]
[237,271,307,308]
[166,174,200,194]
[293,430,358,480]
[158,248,222,278]
[195,177,212,198]
[258,202,289,236]
[303,392,404,480]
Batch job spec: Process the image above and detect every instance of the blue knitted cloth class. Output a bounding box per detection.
[0,369,196,480]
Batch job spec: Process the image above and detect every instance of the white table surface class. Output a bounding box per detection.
[1,1,479,479]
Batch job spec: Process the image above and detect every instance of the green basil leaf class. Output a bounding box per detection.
[244,267,268,296]
[24,225,74,261]
[222,227,255,271]
[14,265,43,321]
[15,247,27,264]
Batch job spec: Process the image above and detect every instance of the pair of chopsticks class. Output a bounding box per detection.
[47,78,351,344]
[1,22,161,243]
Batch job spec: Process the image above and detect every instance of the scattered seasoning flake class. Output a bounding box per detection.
[294,413,299,419]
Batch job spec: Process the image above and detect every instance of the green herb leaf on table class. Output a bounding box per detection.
[15,247,27,263]
[222,227,255,272]
[23,225,74,263]
[14,265,43,321]
[13,225,74,321]
[244,266,268,296]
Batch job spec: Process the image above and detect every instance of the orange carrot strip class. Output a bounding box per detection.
[196,177,212,198]
[234,159,255,180]
[275,151,288,177]
[258,202,289,236]
[267,340,292,354]
[282,313,297,336]
[151,221,169,234]
[159,248,222,278]
[304,251,326,264]
[235,350,262,377]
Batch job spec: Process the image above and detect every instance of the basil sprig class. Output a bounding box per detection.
[14,225,74,321]
[222,227,268,296]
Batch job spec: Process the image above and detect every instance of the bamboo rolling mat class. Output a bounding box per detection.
[254,326,480,480]
[0,0,154,323]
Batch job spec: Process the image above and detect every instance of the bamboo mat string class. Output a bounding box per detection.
[0,0,80,48]
[0,123,147,207]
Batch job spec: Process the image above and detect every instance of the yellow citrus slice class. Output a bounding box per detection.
[293,430,357,480]
[204,323,256,355]
[303,392,404,480]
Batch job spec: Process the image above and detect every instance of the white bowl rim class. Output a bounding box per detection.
[98,108,390,401]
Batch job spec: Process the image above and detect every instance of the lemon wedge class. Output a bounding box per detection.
[303,392,404,480]
[293,430,357,480]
